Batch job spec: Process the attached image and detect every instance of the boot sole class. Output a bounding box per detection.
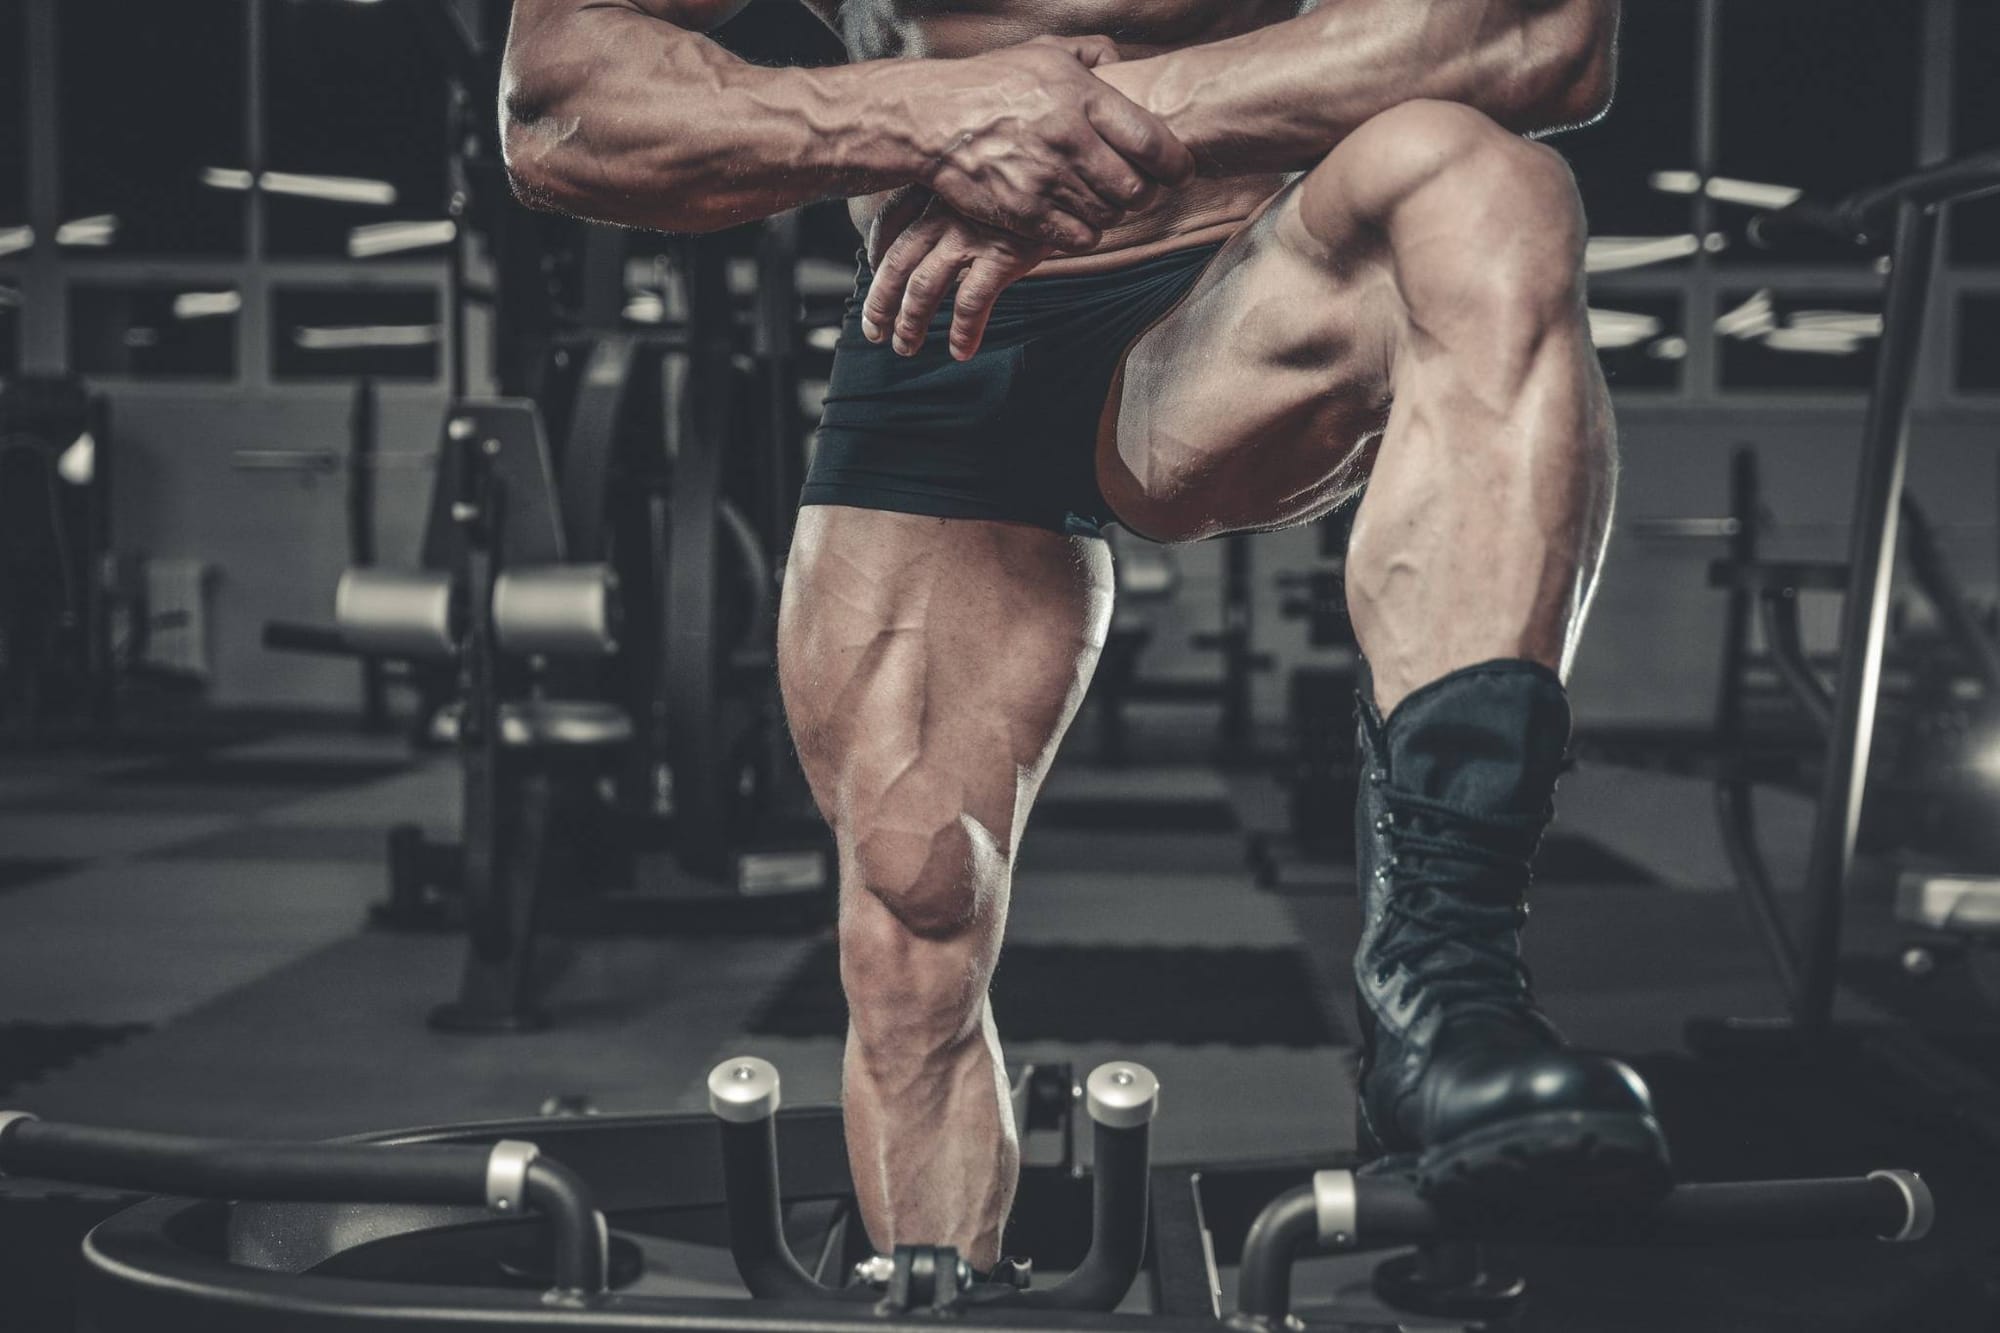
[1416,1109,1673,1220]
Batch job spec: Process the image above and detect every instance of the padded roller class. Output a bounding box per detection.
[335,569,460,660]
[493,565,620,658]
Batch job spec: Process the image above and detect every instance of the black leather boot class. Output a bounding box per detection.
[1353,659,1671,1215]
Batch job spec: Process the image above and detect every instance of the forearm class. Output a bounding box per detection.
[1097,0,1616,177]
[502,6,935,232]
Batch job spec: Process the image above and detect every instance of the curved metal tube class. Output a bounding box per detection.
[708,1059,868,1302]
[1231,1184,1316,1325]
[708,1059,1158,1311]
[1017,1119,1150,1308]
[1232,1167,1935,1324]
[0,1114,606,1298]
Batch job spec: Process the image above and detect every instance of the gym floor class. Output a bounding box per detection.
[4,702,1997,1330]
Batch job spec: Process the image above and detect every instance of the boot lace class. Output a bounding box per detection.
[1371,787,1540,1014]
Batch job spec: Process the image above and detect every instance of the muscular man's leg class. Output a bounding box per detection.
[1103,99,1613,706]
[1102,99,1664,1205]
[778,506,1113,1266]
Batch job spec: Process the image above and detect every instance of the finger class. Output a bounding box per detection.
[1067,142,1153,216]
[1045,34,1119,67]
[864,228,932,342]
[1030,203,1100,251]
[1043,171,1123,231]
[862,218,947,342]
[1085,95,1198,187]
[933,172,1099,252]
[948,256,1025,362]
[895,249,974,356]
[866,185,933,268]
[987,177,1100,249]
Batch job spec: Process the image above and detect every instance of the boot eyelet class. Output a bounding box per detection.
[1374,813,1394,834]
[1369,768,1389,786]
[1373,966,1391,986]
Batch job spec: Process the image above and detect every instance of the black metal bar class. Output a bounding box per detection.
[663,238,733,875]
[1345,1172,1925,1248]
[350,379,390,730]
[1231,1184,1314,1325]
[1900,494,2000,699]
[1758,591,1835,733]
[0,1116,604,1294]
[1146,1169,1218,1318]
[523,1160,610,1296]
[1750,148,2000,248]
[756,213,804,561]
[1794,199,1942,1037]
[263,622,352,656]
[1707,446,1807,996]
[1231,1171,1929,1323]
[441,419,511,1029]
[85,393,116,725]
[1715,452,1756,744]
[0,1119,488,1202]
[445,83,471,403]
[1714,779,1801,1001]
[1217,535,1255,766]
[1022,1119,1150,1310]
[715,1115,844,1300]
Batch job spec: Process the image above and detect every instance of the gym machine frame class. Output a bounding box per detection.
[1696,148,2000,1041]
[0,1049,1935,1331]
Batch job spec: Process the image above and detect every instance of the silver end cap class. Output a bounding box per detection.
[1869,1169,1935,1242]
[1085,1063,1159,1128]
[0,1111,36,1170]
[708,1057,782,1123]
[1311,1170,1357,1249]
[485,1139,540,1215]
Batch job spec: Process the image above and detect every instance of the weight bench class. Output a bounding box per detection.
[283,401,632,1031]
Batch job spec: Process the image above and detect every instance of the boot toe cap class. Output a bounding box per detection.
[1428,1046,1655,1144]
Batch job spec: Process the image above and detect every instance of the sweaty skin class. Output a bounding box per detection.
[505,0,1618,1276]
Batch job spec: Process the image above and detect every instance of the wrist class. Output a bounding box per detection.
[1093,58,1205,170]
[808,60,948,187]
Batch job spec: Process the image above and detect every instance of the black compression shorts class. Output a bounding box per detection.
[803,242,1223,539]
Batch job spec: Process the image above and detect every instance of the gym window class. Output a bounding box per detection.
[1949,0,2000,264]
[69,284,241,380]
[0,0,25,239]
[57,0,249,260]
[270,288,443,382]
[1715,288,1885,394]
[1590,296,1686,393]
[1713,1,1922,269]
[263,0,450,259]
[1556,0,1699,243]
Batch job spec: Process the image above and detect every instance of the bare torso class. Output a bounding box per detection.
[801,0,1302,271]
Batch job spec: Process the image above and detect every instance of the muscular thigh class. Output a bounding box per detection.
[778,506,1114,885]
[1097,167,1403,543]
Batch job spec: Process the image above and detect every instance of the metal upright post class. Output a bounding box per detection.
[756,213,804,560]
[349,378,390,730]
[1217,535,1256,765]
[1794,200,1943,1036]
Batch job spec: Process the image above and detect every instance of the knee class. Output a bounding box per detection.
[839,815,1004,1053]
[1336,101,1588,334]
[847,802,999,941]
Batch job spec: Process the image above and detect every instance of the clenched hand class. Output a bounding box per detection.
[909,36,1193,252]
